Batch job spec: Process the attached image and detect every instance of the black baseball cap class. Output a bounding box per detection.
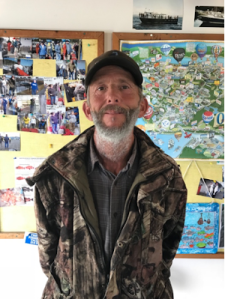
[85,50,143,90]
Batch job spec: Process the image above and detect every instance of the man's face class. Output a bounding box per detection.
[83,65,147,140]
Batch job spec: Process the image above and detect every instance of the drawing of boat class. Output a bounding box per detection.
[139,12,178,24]
[168,138,175,149]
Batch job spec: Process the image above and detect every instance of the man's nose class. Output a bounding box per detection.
[106,87,119,104]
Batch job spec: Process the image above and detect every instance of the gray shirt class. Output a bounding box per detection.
[87,137,139,272]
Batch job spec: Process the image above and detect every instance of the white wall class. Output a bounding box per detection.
[0,0,223,51]
[0,0,224,298]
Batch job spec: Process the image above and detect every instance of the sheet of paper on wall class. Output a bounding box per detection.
[82,39,97,66]
[0,131,20,151]
[120,40,224,159]
[14,157,45,203]
[33,59,56,78]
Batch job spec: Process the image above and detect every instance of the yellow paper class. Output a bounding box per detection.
[82,39,98,67]
[177,160,224,204]
[33,59,56,77]
[0,69,3,75]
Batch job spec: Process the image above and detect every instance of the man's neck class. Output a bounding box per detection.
[93,130,135,176]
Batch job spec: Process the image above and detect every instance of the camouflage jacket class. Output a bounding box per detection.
[27,126,187,299]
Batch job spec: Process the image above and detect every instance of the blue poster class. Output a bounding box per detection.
[177,203,219,254]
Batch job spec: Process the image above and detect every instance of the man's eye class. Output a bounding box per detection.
[121,85,129,89]
[97,86,104,91]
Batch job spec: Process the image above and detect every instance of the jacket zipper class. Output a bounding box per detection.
[49,165,107,278]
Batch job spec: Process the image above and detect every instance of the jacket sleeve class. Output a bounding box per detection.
[162,170,187,272]
[34,185,60,277]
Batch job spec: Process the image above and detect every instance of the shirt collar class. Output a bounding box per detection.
[88,136,138,175]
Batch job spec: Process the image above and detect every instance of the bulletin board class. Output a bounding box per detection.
[0,29,104,238]
[112,33,224,258]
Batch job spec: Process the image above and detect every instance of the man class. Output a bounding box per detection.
[55,41,61,61]
[39,42,47,59]
[31,79,38,95]
[68,59,76,80]
[30,98,35,114]
[1,75,7,95]
[27,50,187,299]
[48,84,56,105]
[4,134,9,149]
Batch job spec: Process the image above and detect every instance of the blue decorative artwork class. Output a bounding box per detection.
[177,203,220,254]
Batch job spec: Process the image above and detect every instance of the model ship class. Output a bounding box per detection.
[139,12,178,24]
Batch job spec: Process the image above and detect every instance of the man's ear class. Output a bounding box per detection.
[138,97,148,118]
[82,101,93,121]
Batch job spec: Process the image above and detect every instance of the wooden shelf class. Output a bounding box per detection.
[176,252,224,259]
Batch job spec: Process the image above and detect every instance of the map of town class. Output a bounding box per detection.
[121,40,224,159]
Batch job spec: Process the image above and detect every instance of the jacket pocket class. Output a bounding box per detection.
[42,263,74,299]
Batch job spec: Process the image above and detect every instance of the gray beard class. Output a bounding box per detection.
[91,104,140,145]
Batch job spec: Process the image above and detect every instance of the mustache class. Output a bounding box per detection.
[97,104,128,115]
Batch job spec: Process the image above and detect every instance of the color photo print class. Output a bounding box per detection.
[63,107,80,135]
[44,77,64,106]
[0,132,20,151]
[0,188,25,207]
[3,57,33,76]
[31,38,82,60]
[64,80,86,103]
[194,6,224,28]
[0,37,32,59]
[47,105,66,134]
[56,59,86,80]
[197,178,224,200]
[16,95,47,134]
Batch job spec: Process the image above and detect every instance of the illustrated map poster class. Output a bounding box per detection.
[120,40,224,159]
[177,203,220,254]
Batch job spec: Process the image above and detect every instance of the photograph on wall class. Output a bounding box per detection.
[194,6,224,28]
[3,57,33,76]
[219,204,224,249]
[133,0,183,30]
[0,132,20,151]
[0,74,16,96]
[15,76,44,96]
[60,106,80,135]
[0,94,18,115]
[44,77,64,106]
[0,37,32,59]
[197,178,224,199]
[0,188,24,207]
[47,105,66,134]
[17,112,47,134]
[14,95,45,115]
[32,38,82,60]
[76,60,86,80]
[64,80,86,103]
[120,40,224,159]
[177,203,220,254]
[14,157,45,203]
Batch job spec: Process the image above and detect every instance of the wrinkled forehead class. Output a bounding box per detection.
[90,65,136,85]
